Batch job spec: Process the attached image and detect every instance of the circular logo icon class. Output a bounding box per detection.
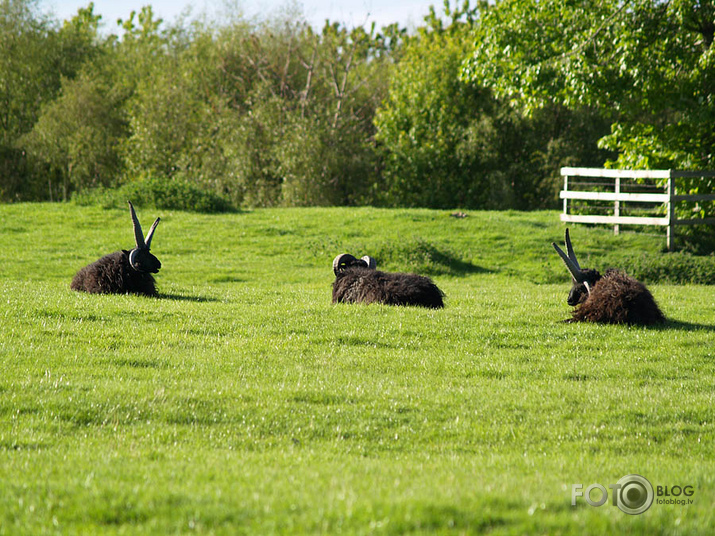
[615,474,654,515]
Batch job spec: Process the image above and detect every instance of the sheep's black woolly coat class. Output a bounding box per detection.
[332,267,444,308]
[570,269,665,325]
[71,250,158,296]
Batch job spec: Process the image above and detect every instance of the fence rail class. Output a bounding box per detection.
[560,167,715,251]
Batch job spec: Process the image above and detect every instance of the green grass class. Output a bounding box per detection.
[1,204,714,535]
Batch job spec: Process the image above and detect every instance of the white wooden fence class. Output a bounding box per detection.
[560,167,715,251]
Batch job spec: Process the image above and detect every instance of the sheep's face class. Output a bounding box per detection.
[567,282,588,306]
[127,201,161,273]
[567,268,600,306]
[333,254,376,276]
[335,257,367,273]
[128,248,161,273]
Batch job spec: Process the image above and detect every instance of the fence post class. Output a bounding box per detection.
[614,177,620,235]
[563,173,569,217]
[666,172,675,251]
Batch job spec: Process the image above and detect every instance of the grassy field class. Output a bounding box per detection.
[1,203,714,535]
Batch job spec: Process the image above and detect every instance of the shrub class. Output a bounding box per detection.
[72,177,236,213]
[601,251,715,285]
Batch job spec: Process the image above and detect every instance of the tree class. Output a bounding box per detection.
[374,1,609,209]
[276,21,390,206]
[1,0,103,200]
[463,0,715,171]
[374,2,498,208]
[21,74,127,199]
[464,0,715,245]
[0,0,53,199]
[193,16,393,207]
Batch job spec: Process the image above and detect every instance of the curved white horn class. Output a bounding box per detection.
[361,256,377,269]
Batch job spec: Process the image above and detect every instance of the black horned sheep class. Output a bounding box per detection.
[552,229,665,325]
[332,253,445,309]
[71,201,161,296]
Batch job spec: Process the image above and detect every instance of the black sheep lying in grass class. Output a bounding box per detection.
[71,201,161,296]
[552,229,665,325]
[332,253,444,309]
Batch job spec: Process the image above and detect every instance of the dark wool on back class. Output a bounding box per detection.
[570,269,665,325]
[71,250,158,296]
[71,201,161,297]
[553,229,666,326]
[332,267,444,309]
[331,253,445,309]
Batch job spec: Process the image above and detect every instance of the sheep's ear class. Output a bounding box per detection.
[361,256,377,269]
[128,201,146,249]
[144,218,160,249]
[333,253,357,275]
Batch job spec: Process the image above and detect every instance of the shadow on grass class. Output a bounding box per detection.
[434,254,494,276]
[558,318,715,332]
[372,239,494,277]
[110,356,165,369]
[413,244,495,277]
[655,319,715,332]
[158,293,219,303]
[0,440,47,451]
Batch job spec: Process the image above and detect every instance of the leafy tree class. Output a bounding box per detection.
[184,16,393,207]
[1,1,104,200]
[21,74,127,199]
[374,1,609,209]
[276,22,389,206]
[464,0,715,170]
[375,2,497,208]
[0,0,54,144]
[0,0,53,199]
[464,0,715,245]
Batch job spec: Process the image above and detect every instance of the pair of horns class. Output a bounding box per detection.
[129,201,160,250]
[552,229,586,284]
[332,253,376,274]
[128,201,160,270]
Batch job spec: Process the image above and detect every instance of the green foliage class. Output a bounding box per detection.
[0,0,101,200]
[21,74,128,199]
[0,2,355,206]
[601,250,715,284]
[114,14,388,208]
[375,7,490,208]
[464,0,715,191]
[2,0,713,215]
[1,204,714,534]
[72,176,235,213]
[123,61,210,181]
[232,21,387,207]
[464,0,619,112]
[0,0,55,145]
[375,3,612,210]
[463,0,715,251]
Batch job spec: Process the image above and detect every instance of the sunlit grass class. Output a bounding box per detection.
[1,204,714,534]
